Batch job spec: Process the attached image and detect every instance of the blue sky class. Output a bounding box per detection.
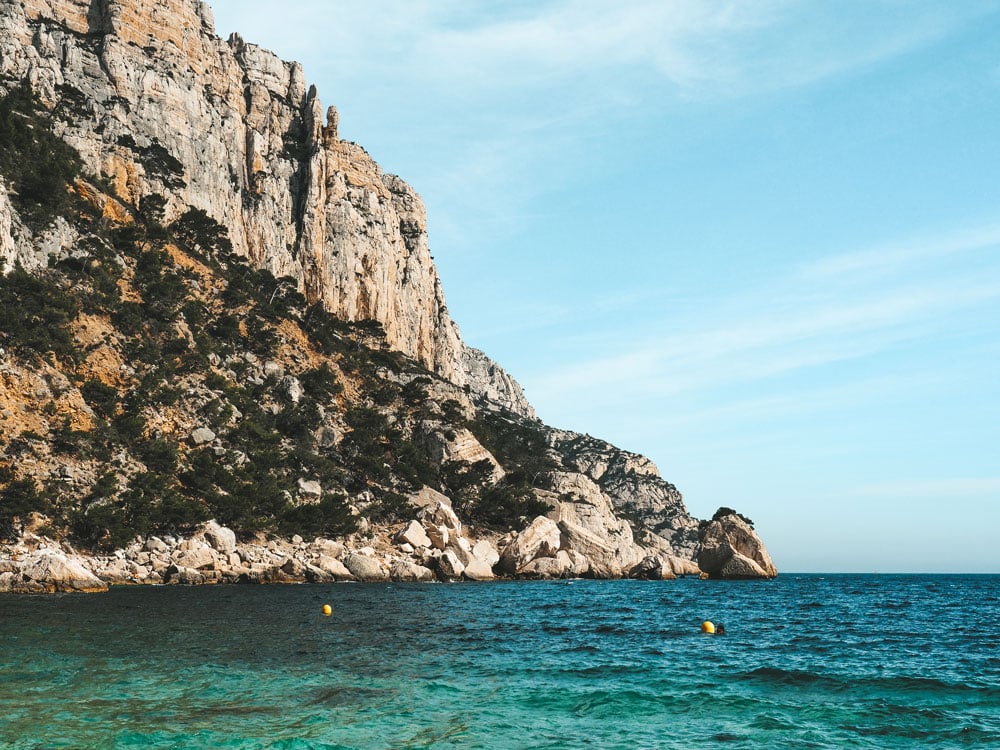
[210,1,1000,573]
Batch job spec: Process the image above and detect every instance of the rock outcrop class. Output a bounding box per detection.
[548,429,702,559]
[499,516,562,575]
[541,471,644,577]
[342,552,388,582]
[0,498,778,590]
[0,0,530,416]
[697,510,777,580]
[16,549,108,592]
[0,181,26,273]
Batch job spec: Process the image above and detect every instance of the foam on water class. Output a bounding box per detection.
[2,575,998,748]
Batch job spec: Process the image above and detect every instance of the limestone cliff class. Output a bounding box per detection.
[0,0,531,416]
[0,0,776,583]
[547,429,701,558]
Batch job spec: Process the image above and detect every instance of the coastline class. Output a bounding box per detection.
[0,516,711,595]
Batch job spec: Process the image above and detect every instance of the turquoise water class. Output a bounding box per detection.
[2,575,998,748]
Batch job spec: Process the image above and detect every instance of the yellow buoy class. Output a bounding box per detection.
[322,604,332,617]
[701,620,715,634]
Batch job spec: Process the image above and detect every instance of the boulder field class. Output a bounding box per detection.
[0,499,776,593]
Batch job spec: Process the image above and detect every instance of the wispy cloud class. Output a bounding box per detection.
[859,478,1000,499]
[209,1,1000,448]
[524,221,1000,423]
[656,370,933,428]
[265,0,995,100]
[530,275,1000,395]
[211,0,999,223]
[801,223,1000,280]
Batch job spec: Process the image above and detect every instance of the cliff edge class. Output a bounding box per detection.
[1,0,531,416]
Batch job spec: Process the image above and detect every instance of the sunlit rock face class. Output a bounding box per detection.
[547,429,702,559]
[1,0,531,416]
[697,511,778,580]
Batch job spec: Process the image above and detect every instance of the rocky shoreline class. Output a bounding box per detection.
[1,496,776,594]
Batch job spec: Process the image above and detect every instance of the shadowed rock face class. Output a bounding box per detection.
[697,512,777,580]
[1,0,531,416]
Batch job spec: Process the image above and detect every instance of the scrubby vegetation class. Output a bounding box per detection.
[0,88,568,551]
[0,91,572,549]
[0,471,47,542]
[441,411,557,531]
[709,507,755,529]
[0,85,83,227]
[0,267,80,362]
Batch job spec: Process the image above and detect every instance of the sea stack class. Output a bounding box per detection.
[697,509,778,579]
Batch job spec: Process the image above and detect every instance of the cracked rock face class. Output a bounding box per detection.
[0,0,531,416]
[541,471,644,577]
[697,513,777,580]
[17,550,108,593]
[547,429,702,559]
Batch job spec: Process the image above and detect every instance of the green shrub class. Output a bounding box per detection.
[89,472,119,501]
[132,138,185,190]
[372,382,401,405]
[210,313,243,348]
[0,267,79,362]
[0,478,47,540]
[138,193,169,239]
[72,469,208,550]
[467,411,557,482]
[171,208,232,261]
[112,410,146,442]
[245,317,278,357]
[150,491,209,533]
[302,303,351,355]
[710,506,755,529]
[111,300,146,335]
[136,439,178,475]
[388,437,437,491]
[80,380,119,419]
[110,225,145,253]
[71,501,131,551]
[365,490,412,524]
[0,85,83,228]
[467,481,552,532]
[300,363,342,400]
[51,419,92,457]
[275,400,323,441]
[443,459,495,505]
[401,377,431,406]
[278,496,357,538]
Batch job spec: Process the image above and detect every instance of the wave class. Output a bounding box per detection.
[740,667,1000,697]
[562,644,599,654]
[593,624,633,635]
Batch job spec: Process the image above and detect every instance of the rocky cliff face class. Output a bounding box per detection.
[0,0,775,584]
[547,429,701,558]
[0,0,531,416]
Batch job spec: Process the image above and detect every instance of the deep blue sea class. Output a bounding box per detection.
[1,575,998,749]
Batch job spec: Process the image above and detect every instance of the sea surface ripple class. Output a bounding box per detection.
[2,574,998,748]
